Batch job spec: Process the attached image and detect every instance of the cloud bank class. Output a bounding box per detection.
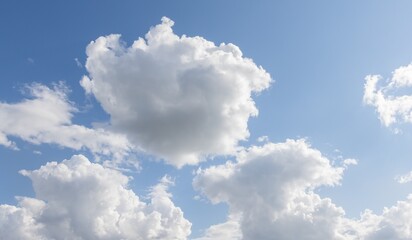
[194,139,412,240]
[0,155,191,240]
[364,63,412,127]
[2,140,412,240]
[0,83,132,161]
[81,17,272,167]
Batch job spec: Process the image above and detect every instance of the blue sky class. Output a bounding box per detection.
[2,1,412,239]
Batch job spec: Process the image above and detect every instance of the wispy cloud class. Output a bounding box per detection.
[0,82,133,164]
[395,171,412,184]
[74,58,82,68]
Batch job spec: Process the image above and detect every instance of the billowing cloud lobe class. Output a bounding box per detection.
[0,155,191,240]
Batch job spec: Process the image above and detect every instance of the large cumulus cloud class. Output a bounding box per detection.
[0,83,132,162]
[193,139,350,240]
[193,139,412,240]
[0,155,191,240]
[81,17,272,167]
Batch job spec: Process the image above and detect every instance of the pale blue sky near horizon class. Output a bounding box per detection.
[2,0,412,238]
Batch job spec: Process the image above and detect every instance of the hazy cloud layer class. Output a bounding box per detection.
[81,17,272,167]
[0,155,191,240]
[194,139,412,240]
[0,83,132,162]
[364,63,412,127]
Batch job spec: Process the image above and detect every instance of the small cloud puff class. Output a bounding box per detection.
[74,58,83,68]
[257,135,269,143]
[395,170,412,184]
[364,63,412,128]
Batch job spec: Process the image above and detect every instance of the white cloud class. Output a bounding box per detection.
[350,196,412,240]
[193,139,348,239]
[343,158,358,168]
[0,83,133,162]
[81,17,272,167]
[0,155,191,240]
[193,139,412,240]
[257,135,269,143]
[193,217,242,240]
[364,63,412,127]
[74,58,83,68]
[395,171,412,184]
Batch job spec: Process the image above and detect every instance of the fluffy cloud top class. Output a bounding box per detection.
[193,139,412,240]
[0,155,191,240]
[0,83,132,162]
[193,139,348,240]
[81,17,272,167]
[364,63,412,127]
[352,196,412,240]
